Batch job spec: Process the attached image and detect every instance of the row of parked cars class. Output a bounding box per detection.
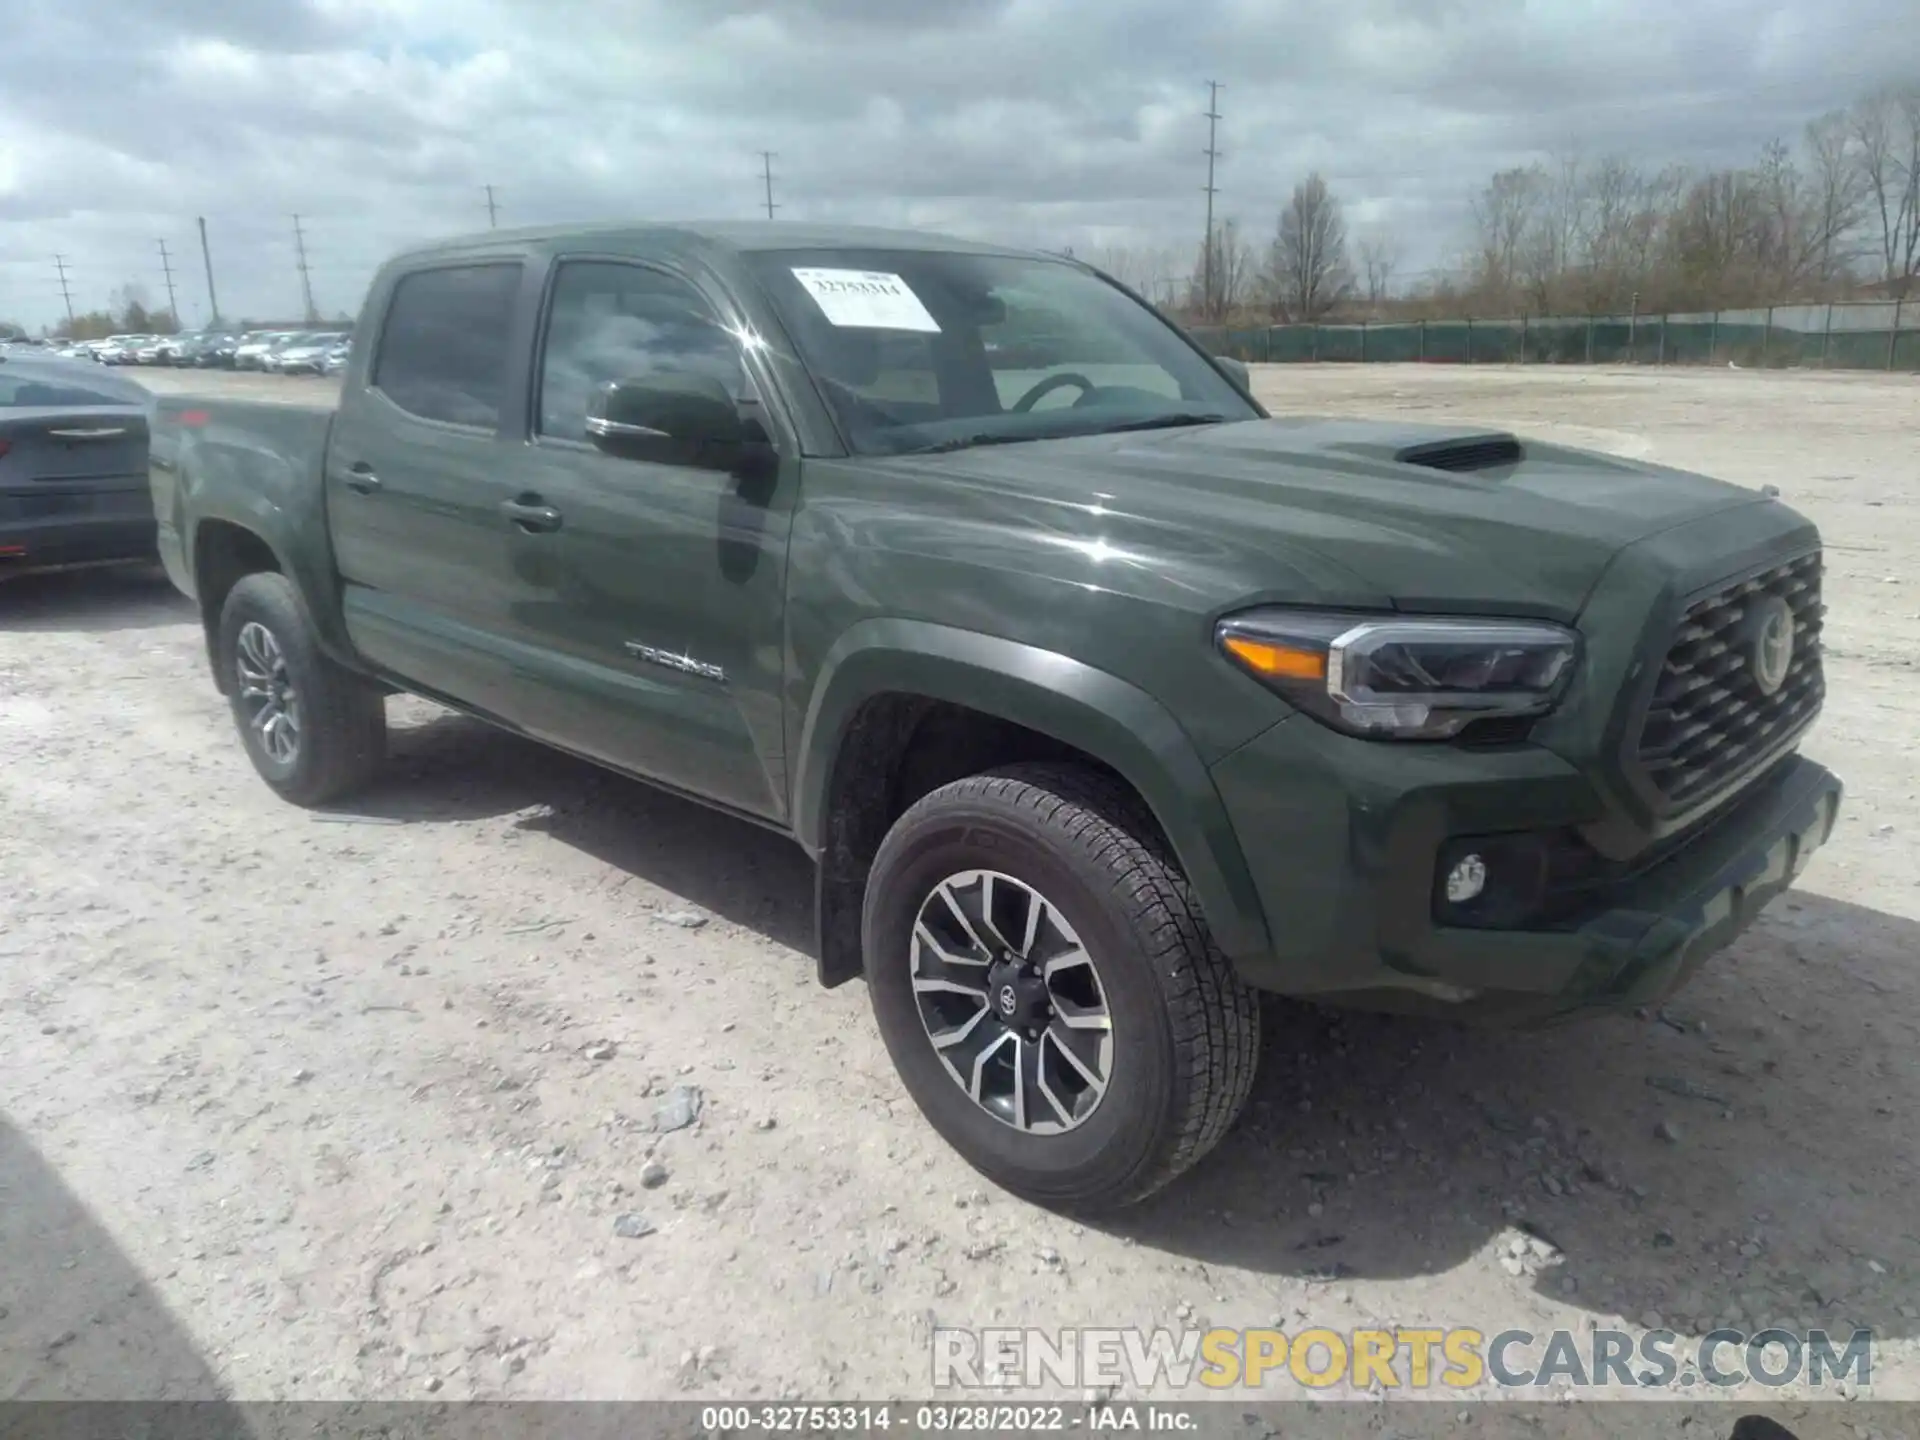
[45,329,351,375]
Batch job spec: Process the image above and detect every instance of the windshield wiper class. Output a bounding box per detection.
[896,432,1048,456]
[1095,412,1231,434]
[896,412,1231,456]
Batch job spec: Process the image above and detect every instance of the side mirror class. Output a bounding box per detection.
[1217,355,1250,390]
[586,373,744,469]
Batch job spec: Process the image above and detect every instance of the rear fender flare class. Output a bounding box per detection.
[791,618,1271,964]
[178,437,358,675]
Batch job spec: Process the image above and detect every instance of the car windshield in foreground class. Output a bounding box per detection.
[742,247,1258,457]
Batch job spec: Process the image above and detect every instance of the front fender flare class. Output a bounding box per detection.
[791,618,1271,965]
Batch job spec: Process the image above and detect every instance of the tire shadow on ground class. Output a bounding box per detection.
[1096,889,1920,1349]
[319,705,816,955]
[304,699,1919,1353]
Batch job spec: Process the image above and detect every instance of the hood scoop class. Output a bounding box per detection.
[1395,433,1524,473]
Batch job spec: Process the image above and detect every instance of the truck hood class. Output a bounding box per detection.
[877,417,1770,621]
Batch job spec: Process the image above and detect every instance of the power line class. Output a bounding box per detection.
[198,217,221,326]
[1202,80,1223,319]
[157,239,180,323]
[484,184,500,229]
[291,213,317,323]
[52,255,74,323]
[759,151,779,220]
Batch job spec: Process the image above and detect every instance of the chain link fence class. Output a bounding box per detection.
[1189,300,1920,371]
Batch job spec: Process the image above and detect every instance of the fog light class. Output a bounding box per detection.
[1445,853,1488,905]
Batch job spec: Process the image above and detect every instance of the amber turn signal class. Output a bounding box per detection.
[1220,634,1327,681]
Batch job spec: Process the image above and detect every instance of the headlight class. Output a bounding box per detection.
[1215,609,1578,740]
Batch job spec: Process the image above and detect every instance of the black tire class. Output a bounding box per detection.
[862,762,1260,1209]
[217,572,385,806]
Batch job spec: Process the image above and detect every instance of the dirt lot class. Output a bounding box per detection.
[3,364,1917,1426]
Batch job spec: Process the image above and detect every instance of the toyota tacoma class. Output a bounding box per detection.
[148,221,1842,1208]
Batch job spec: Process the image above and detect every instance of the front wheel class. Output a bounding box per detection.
[862,763,1260,1209]
[217,572,386,806]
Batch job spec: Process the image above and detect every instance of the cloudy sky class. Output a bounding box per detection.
[1,0,1915,332]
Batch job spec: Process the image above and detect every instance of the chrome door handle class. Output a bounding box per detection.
[500,498,563,533]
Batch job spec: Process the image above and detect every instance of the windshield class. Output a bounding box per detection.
[743,248,1257,455]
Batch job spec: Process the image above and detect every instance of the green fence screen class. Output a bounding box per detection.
[1188,301,1918,372]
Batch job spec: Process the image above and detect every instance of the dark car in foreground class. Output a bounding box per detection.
[1,356,153,578]
[148,221,1840,1208]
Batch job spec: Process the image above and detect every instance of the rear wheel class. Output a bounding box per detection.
[862,763,1260,1209]
[217,572,385,806]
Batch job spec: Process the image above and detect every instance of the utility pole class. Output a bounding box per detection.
[52,255,75,324]
[484,184,500,228]
[292,214,318,323]
[198,217,221,326]
[1202,81,1223,320]
[157,239,180,326]
[759,151,778,220]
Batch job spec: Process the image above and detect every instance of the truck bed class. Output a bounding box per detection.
[149,395,337,606]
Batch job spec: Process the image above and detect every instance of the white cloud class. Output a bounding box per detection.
[0,0,1915,330]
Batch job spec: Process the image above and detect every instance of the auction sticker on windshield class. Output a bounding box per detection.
[791,268,941,332]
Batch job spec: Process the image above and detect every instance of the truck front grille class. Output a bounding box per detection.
[1633,550,1825,811]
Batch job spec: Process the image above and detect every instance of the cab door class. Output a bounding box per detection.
[499,257,797,820]
[326,259,566,726]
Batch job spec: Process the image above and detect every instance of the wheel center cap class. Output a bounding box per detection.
[985,959,1049,1030]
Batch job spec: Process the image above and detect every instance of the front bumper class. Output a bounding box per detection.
[1210,714,1842,1026]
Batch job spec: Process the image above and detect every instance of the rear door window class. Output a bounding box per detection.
[372,263,521,429]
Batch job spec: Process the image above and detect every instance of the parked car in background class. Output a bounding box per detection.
[266,333,339,375]
[1,355,153,578]
[172,332,232,367]
[233,332,290,370]
[133,338,175,365]
[97,335,146,365]
[164,334,209,367]
[321,338,351,376]
[258,334,304,373]
[206,334,244,368]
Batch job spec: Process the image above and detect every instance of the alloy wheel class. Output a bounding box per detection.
[235,621,301,765]
[910,869,1114,1135]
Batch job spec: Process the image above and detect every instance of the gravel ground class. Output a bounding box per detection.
[2,363,1917,1427]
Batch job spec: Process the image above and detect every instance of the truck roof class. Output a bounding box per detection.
[387,220,1053,267]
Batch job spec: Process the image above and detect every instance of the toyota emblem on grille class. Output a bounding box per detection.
[1748,595,1795,696]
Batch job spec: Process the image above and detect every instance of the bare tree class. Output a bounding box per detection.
[1518,154,1588,313]
[1579,159,1685,311]
[1851,85,1920,297]
[1189,219,1255,319]
[1470,166,1542,307]
[1266,172,1354,322]
[1803,109,1867,285]
[1116,243,1188,309]
[1358,237,1402,307]
[1091,244,1152,296]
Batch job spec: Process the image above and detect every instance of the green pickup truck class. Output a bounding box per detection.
[149,221,1841,1208]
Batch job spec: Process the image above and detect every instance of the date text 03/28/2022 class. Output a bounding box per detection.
[697,1404,1193,1432]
